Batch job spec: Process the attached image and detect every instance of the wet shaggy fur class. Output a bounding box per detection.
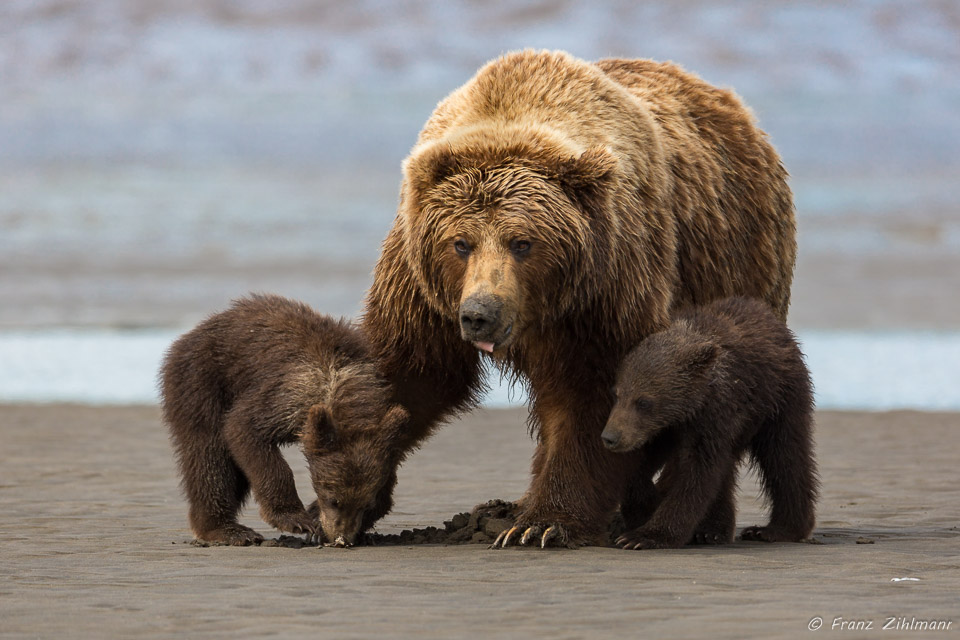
[362,50,797,545]
[602,297,819,549]
[160,294,409,546]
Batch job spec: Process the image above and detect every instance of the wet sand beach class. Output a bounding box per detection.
[1,405,957,638]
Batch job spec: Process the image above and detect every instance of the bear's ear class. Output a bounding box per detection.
[686,341,721,375]
[380,404,411,438]
[556,146,618,209]
[404,142,461,195]
[302,403,338,453]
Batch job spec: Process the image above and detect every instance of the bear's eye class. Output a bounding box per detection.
[328,498,341,510]
[453,238,471,257]
[509,239,532,256]
[634,397,653,412]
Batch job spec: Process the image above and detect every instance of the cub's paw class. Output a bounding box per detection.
[265,509,321,541]
[739,525,803,543]
[198,524,264,547]
[490,522,576,549]
[690,531,731,545]
[689,523,734,545]
[615,528,680,550]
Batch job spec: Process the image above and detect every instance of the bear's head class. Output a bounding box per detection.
[300,375,410,547]
[601,323,720,452]
[399,128,620,354]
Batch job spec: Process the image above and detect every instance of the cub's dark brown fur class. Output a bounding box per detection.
[160,294,408,546]
[602,297,818,549]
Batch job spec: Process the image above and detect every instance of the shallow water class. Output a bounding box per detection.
[2,329,958,410]
[2,2,959,407]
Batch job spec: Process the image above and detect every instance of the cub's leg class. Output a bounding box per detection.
[619,443,672,532]
[688,464,738,545]
[175,431,261,546]
[616,447,732,550]
[741,399,819,542]
[222,406,318,539]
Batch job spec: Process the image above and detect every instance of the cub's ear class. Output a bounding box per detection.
[380,404,411,437]
[556,146,618,209]
[686,341,721,374]
[302,403,337,453]
[403,142,460,195]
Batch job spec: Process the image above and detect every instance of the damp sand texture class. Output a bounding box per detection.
[1,405,959,638]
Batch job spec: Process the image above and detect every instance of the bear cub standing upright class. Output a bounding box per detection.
[602,296,818,549]
[160,294,409,547]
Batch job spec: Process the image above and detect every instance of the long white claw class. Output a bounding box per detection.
[501,526,521,547]
[541,525,559,549]
[492,527,519,549]
[490,529,509,549]
[520,526,539,546]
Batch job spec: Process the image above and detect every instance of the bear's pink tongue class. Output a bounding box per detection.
[474,341,496,353]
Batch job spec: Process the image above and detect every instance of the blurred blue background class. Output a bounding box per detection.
[1,1,958,407]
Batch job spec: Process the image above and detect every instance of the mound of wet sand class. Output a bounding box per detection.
[364,499,519,546]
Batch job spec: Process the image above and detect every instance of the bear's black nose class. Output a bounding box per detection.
[601,430,621,450]
[459,296,502,339]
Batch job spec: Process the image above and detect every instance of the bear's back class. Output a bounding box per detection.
[596,60,795,321]
[164,294,369,401]
[686,297,811,416]
[416,50,656,163]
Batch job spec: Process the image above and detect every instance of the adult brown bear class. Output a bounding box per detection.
[362,50,796,547]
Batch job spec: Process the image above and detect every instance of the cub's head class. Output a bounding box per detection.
[400,133,619,354]
[601,323,720,452]
[301,381,410,547]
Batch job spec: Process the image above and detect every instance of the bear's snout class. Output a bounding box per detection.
[600,427,622,451]
[459,294,509,349]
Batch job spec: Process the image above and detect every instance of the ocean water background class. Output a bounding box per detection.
[2,1,959,409]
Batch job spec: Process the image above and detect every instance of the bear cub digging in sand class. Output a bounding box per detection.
[160,294,409,546]
[602,296,818,549]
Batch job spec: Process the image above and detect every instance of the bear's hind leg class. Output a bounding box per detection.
[742,402,819,542]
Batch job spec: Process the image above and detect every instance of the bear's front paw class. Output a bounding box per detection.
[265,509,322,542]
[739,524,804,543]
[490,522,577,549]
[690,530,730,545]
[197,524,264,546]
[615,528,681,550]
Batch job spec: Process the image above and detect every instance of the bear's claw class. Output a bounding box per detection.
[539,525,561,548]
[615,529,675,550]
[520,525,540,546]
[739,525,803,542]
[690,531,728,545]
[491,523,570,549]
[266,509,321,540]
[490,526,521,548]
